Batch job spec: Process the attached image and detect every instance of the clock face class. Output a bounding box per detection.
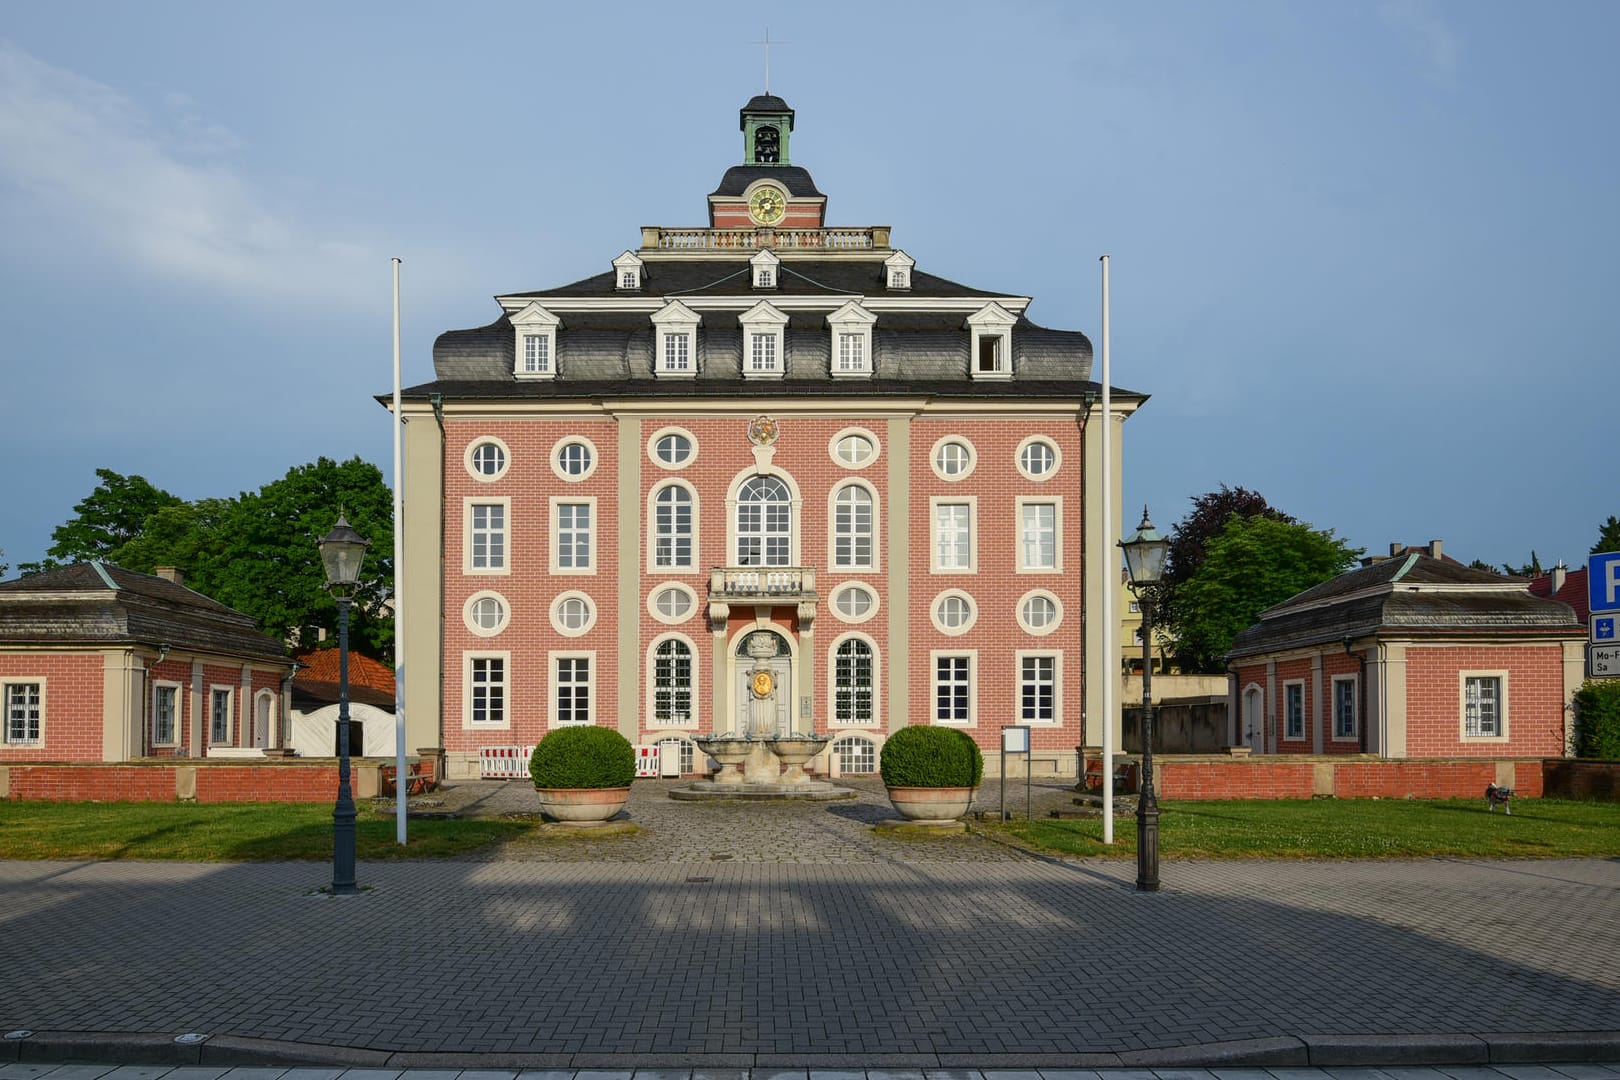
[748,186,786,225]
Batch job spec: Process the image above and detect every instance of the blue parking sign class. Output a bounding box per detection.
[1591,552,1620,614]
[1597,616,1617,642]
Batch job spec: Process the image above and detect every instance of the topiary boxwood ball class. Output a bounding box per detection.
[529,726,636,789]
[879,725,984,788]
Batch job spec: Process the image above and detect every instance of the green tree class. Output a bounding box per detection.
[1168,515,1361,672]
[19,469,182,574]
[1502,551,1543,577]
[107,499,230,575]
[1593,516,1620,555]
[1572,680,1620,759]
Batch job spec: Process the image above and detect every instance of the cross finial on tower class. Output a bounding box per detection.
[749,27,788,94]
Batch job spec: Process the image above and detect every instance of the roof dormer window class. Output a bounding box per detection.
[651,300,701,379]
[884,249,915,291]
[751,249,780,290]
[739,300,788,378]
[511,301,561,380]
[826,300,877,378]
[966,302,1016,380]
[612,251,644,291]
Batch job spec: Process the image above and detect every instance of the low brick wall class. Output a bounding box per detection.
[0,759,436,803]
[1117,755,1546,800]
[1542,759,1620,801]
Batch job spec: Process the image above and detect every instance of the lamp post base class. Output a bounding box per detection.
[1135,800,1160,892]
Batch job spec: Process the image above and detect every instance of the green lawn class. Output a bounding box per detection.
[986,797,1620,860]
[0,800,529,861]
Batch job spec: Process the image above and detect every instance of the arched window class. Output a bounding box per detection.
[832,485,873,568]
[653,638,693,725]
[653,485,693,568]
[657,736,695,775]
[736,476,792,566]
[833,638,875,726]
[833,735,877,775]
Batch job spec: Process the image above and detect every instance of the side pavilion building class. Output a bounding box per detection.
[393,94,1143,779]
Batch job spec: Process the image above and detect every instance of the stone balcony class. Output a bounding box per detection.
[707,567,818,632]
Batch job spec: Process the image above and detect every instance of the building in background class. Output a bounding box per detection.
[393,94,1143,779]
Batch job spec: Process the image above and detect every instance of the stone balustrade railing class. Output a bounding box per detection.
[642,227,890,252]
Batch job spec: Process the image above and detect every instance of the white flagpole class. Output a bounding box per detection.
[1100,255,1114,843]
[393,257,406,844]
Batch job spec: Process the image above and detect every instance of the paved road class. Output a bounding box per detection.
[1,780,1618,1070]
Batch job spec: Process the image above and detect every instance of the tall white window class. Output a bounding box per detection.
[469,656,506,724]
[152,684,178,745]
[933,501,973,572]
[737,476,792,567]
[750,333,778,372]
[826,300,876,378]
[1334,677,1357,739]
[554,656,592,726]
[1463,674,1504,738]
[4,682,41,744]
[210,688,232,745]
[967,302,1016,379]
[838,333,864,372]
[833,638,875,726]
[653,485,693,568]
[653,639,693,726]
[934,655,973,726]
[739,301,787,378]
[664,333,691,372]
[833,485,874,568]
[1020,501,1057,570]
[1020,655,1057,723]
[523,334,550,374]
[1284,682,1305,740]
[652,300,701,378]
[511,301,560,379]
[469,502,507,571]
[556,502,592,571]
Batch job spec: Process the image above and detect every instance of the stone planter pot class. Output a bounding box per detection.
[885,785,976,824]
[766,735,829,784]
[694,736,752,786]
[534,786,630,823]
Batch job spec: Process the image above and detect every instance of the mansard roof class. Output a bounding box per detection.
[0,562,290,664]
[1226,553,1583,662]
[709,165,823,199]
[504,259,1011,301]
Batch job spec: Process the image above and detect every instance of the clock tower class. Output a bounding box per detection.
[708,94,827,230]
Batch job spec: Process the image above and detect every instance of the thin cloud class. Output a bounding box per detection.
[0,41,372,308]
[1378,0,1461,88]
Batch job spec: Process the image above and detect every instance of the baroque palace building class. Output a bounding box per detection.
[394,94,1144,779]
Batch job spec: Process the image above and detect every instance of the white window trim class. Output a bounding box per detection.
[966,302,1016,380]
[828,480,880,572]
[1282,679,1306,741]
[151,679,182,747]
[930,496,978,574]
[2,677,45,747]
[549,651,596,729]
[929,435,977,481]
[209,685,235,747]
[465,436,512,483]
[1015,435,1062,482]
[613,250,644,291]
[828,632,881,729]
[826,300,877,378]
[829,580,881,625]
[884,249,914,291]
[1460,670,1510,742]
[550,496,598,576]
[750,249,780,290]
[1017,589,1065,637]
[832,733,881,773]
[647,633,700,730]
[648,426,698,470]
[931,650,978,728]
[931,588,979,636]
[1015,496,1063,573]
[829,426,880,469]
[648,480,699,574]
[463,589,511,638]
[648,581,700,626]
[551,436,599,482]
[549,590,597,638]
[739,300,788,379]
[511,301,560,379]
[463,650,511,731]
[651,300,702,379]
[1016,650,1063,726]
[726,467,801,568]
[1331,674,1358,742]
[463,496,511,576]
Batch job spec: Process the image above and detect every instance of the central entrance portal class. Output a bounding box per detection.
[735,629,792,738]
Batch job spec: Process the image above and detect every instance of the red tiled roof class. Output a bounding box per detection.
[1529,567,1589,622]
[293,648,395,696]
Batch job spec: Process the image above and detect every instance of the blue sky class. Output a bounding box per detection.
[1,1,1616,576]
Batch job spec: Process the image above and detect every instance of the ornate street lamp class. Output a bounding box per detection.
[318,512,369,896]
[1119,505,1169,893]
